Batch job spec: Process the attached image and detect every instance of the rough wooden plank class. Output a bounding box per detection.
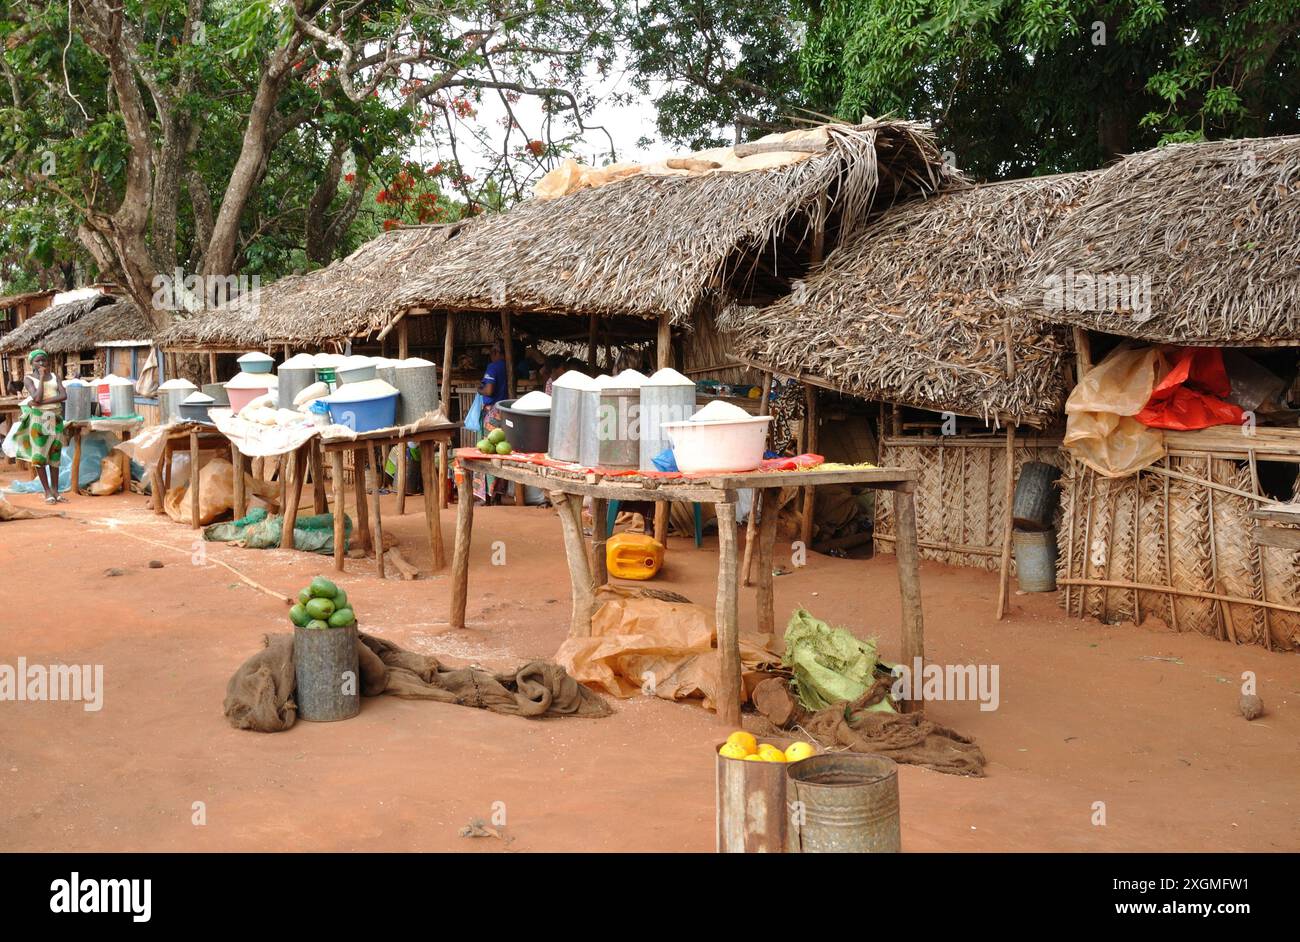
[550,491,598,637]
[420,441,445,570]
[282,445,306,552]
[310,441,327,514]
[352,447,371,556]
[369,446,386,579]
[450,467,474,630]
[231,443,246,519]
[1252,525,1300,550]
[331,451,346,572]
[715,500,742,727]
[591,496,609,586]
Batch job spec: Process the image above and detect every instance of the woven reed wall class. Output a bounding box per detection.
[1058,455,1300,651]
[873,435,1065,571]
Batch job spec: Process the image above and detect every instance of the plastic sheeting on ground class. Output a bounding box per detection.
[5,431,113,494]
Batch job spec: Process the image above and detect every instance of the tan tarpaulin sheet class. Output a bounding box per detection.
[1064,344,1167,477]
[534,127,831,200]
[555,586,782,711]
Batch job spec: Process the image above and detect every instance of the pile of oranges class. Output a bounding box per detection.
[718,730,816,763]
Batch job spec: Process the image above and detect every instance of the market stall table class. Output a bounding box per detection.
[150,421,235,526]
[449,450,924,726]
[317,421,460,577]
[67,416,145,496]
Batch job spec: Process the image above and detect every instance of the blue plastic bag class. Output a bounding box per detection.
[651,447,678,473]
[465,393,486,433]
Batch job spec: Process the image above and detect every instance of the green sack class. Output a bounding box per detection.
[782,607,880,711]
[204,508,352,555]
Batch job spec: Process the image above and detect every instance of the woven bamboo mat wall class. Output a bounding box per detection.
[1058,454,1300,651]
[873,436,1065,572]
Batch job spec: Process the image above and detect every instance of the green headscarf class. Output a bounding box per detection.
[28,349,47,363]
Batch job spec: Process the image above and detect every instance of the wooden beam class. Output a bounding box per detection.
[450,467,475,629]
[742,371,775,586]
[501,310,515,400]
[587,313,598,371]
[398,317,409,359]
[996,424,1017,619]
[715,500,741,727]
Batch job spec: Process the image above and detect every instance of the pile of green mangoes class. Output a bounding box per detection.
[476,427,512,455]
[289,576,356,630]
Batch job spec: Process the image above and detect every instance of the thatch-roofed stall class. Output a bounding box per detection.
[727,174,1096,590]
[1017,135,1300,651]
[40,299,158,381]
[0,292,113,380]
[0,289,57,388]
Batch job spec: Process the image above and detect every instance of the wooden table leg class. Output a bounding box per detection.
[70,430,83,496]
[151,463,166,514]
[438,441,449,510]
[352,448,371,556]
[552,491,597,638]
[331,451,346,572]
[282,445,305,551]
[450,465,475,630]
[654,501,668,547]
[591,497,609,586]
[715,499,741,727]
[162,440,173,494]
[369,446,386,579]
[420,441,445,570]
[118,428,132,493]
[892,485,925,713]
[189,430,200,529]
[755,487,780,635]
[310,441,327,515]
[396,444,407,515]
[231,443,246,519]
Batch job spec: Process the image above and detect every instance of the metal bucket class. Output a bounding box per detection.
[716,736,815,853]
[293,624,360,722]
[548,381,586,462]
[158,380,196,423]
[392,359,439,426]
[785,753,901,853]
[596,385,641,469]
[108,382,136,418]
[1013,461,1061,531]
[201,382,229,407]
[639,377,696,471]
[276,365,317,410]
[1013,528,1057,592]
[578,386,602,468]
[63,380,93,422]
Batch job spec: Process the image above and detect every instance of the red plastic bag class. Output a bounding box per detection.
[1135,348,1244,431]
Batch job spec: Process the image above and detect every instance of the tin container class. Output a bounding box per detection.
[63,379,93,422]
[276,354,317,410]
[639,368,697,471]
[157,378,196,423]
[392,357,439,426]
[105,376,136,417]
[547,370,593,462]
[785,753,901,853]
[716,735,818,853]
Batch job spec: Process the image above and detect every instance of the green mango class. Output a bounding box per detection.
[289,604,310,627]
[305,619,330,631]
[332,588,348,610]
[305,597,336,620]
[327,607,355,627]
[309,576,339,598]
[298,588,312,605]
[487,428,506,444]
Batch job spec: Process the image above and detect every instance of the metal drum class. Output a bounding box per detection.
[157,378,196,423]
[639,368,696,471]
[63,379,93,421]
[392,357,439,426]
[785,753,901,853]
[1013,528,1058,592]
[595,370,646,470]
[201,382,229,407]
[577,378,607,468]
[548,371,592,462]
[106,377,136,417]
[277,354,317,409]
[293,624,360,722]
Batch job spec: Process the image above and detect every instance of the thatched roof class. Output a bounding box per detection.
[1020,134,1300,344]
[388,120,949,326]
[156,224,466,351]
[0,293,112,354]
[0,288,55,310]
[726,173,1098,426]
[39,300,154,354]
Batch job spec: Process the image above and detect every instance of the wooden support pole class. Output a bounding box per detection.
[352,448,371,556]
[755,487,781,634]
[552,491,598,638]
[208,352,218,384]
[189,430,201,529]
[501,310,515,400]
[310,441,327,514]
[587,313,598,371]
[715,499,741,727]
[420,441,445,570]
[231,443,246,519]
[282,446,304,550]
[742,372,775,586]
[398,318,409,359]
[654,310,672,544]
[440,315,455,408]
[892,485,925,712]
[331,451,346,572]
[450,466,474,630]
[438,441,449,510]
[996,424,1017,619]
[70,431,83,496]
[396,443,408,515]
[800,384,818,549]
[592,497,609,586]
[369,446,385,579]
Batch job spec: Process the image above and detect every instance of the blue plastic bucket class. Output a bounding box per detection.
[327,392,398,432]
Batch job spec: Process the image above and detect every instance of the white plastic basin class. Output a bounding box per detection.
[660,415,772,473]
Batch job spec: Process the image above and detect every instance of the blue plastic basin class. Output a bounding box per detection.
[327,392,398,433]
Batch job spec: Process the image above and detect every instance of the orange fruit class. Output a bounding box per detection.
[724,731,757,756]
[718,742,749,760]
[784,741,816,762]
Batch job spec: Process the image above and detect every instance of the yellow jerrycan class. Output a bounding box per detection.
[606,532,665,580]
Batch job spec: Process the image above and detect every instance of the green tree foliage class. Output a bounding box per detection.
[799,0,1300,178]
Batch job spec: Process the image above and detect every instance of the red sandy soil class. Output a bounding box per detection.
[1,469,1298,853]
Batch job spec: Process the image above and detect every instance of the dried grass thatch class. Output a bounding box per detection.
[156,224,466,351]
[389,120,949,326]
[40,300,154,354]
[727,173,1097,425]
[0,293,112,354]
[1021,134,1300,344]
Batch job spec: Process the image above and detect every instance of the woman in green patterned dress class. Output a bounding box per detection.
[15,349,68,503]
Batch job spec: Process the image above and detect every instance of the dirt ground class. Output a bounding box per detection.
[2,467,1298,853]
